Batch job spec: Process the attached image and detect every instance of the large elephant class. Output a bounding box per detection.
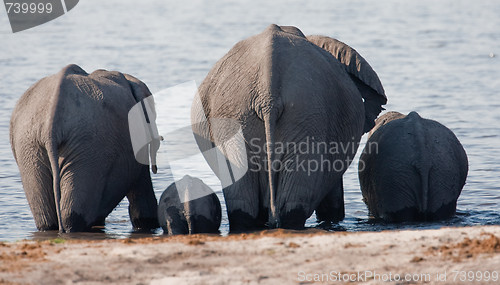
[358,111,468,222]
[191,24,387,230]
[10,64,160,232]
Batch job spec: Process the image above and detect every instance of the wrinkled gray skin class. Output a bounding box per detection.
[359,111,468,222]
[10,64,160,232]
[192,24,387,231]
[158,175,221,235]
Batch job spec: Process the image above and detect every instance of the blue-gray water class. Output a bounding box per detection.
[0,0,499,241]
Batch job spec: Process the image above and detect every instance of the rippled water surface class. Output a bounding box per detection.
[1,0,499,241]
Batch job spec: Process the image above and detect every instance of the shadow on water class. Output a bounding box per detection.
[29,226,162,241]
[315,221,348,232]
[311,210,500,233]
[27,210,500,241]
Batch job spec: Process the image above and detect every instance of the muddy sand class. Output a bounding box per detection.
[1,226,499,284]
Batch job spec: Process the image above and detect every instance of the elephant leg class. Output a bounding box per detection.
[274,170,314,229]
[315,177,345,222]
[16,146,58,231]
[275,154,342,229]
[224,171,261,232]
[59,159,105,232]
[126,166,159,231]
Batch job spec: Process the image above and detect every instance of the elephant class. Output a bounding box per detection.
[358,111,468,222]
[10,64,160,232]
[158,175,222,235]
[191,24,387,231]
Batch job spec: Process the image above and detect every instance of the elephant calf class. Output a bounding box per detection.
[10,64,160,232]
[158,175,222,235]
[359,111,468,222]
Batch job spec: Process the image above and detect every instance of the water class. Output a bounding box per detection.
[1,0,499,241]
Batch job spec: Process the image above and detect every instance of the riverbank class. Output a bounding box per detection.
[1,225,499,284]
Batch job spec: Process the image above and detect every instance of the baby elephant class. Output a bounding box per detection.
[359,111,468,222]
[158,175,222,235]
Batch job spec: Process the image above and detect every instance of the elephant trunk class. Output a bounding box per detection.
[264,113,279,228]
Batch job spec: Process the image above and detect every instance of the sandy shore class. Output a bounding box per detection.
[1,226,499,285]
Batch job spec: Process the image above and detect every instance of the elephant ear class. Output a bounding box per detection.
[124,74,160,174]
[368,111,406,138]
[307,35,387,133]
[279,25,306,38]
[124,74,152,101]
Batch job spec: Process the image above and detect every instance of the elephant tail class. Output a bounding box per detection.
[409,112,430,215]
[264,113,279,228]
[419,167,430,215]
[47,139,64,232]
